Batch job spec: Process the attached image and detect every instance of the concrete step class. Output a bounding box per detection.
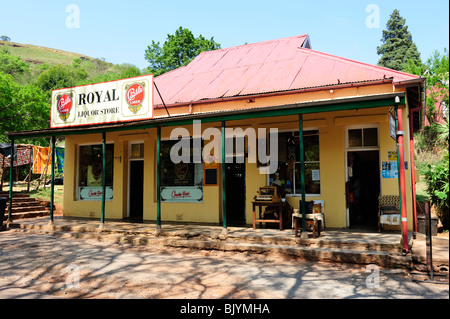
[7,225,412,269]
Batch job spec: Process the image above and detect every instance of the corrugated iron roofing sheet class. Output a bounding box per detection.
[153,34,419,106]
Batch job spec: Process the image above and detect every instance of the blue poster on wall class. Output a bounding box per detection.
[382,161,398,179]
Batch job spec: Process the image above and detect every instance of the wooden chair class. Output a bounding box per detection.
[293,200,322,238]
[377,195,400,232]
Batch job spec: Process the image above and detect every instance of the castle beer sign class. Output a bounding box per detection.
[51,74,153,128]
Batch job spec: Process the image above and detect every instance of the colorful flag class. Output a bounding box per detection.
[56,147,65,173]
[0,148,31,168]
[32,146,52,175]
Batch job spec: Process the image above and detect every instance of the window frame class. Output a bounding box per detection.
[129,140,144,160]
[159,137,204,187]
[76,142,115,201]
[346,125,379,150]
[267,128,321,197]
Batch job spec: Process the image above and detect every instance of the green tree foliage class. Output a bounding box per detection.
[377,9,421,71]
[0,72,49,143]
[424,151,449,230]
[0,48,29,78]
[404,49,449,125]
[145,26,221,76]
[36,64,88,101]
[77,62,143,85]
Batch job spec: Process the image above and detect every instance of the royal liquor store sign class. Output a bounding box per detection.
[51,75,153,128]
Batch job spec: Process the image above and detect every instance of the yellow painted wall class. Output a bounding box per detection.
[64,127,221,223]
[63,83,416,230]
[64,131,128,220]
[239,105,411,228]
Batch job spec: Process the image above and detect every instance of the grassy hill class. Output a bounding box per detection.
[0,40,105,68]
[0,39,145,90]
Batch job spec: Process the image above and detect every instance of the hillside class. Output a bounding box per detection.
[0,40,105,68]
[0,40,144,144]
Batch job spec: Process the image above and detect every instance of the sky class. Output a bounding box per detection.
[0,0,449,71]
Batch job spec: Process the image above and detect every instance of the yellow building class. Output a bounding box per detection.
[6,35,425,246]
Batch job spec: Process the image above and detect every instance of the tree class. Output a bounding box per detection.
[0,48,29,78]
[145,27,221,76]
[0,72,49,143]
[0,35,10,41]
[79,63,143,85]
[36,64,88,101]
[377,9,421,71]
[404,49,449,125]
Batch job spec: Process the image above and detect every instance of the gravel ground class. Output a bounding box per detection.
[0,229,448,301]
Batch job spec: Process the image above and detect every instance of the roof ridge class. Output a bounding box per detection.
[197,33,309,55]
[296,47,419,79]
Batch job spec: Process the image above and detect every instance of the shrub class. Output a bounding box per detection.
[424,152,449,229]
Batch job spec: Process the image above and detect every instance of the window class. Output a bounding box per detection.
[160,139,203,187]
[78,144,114,200]
[348,127,378,148]
[130,143,144,159]
[269,130,320,195]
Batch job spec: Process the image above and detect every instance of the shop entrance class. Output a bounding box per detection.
[347,151,380,228]
[225,163,246,225]
[129,160,144,220]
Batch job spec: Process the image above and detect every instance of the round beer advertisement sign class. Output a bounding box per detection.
[126,83,145,114]
[57,94,72,121]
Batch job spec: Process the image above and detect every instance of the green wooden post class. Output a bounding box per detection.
[299,114,307,238]
[221,121,227,232]
[156,126,161,233]
[7,139,14,222]
[100,132,106,227]
[49,136,56,224]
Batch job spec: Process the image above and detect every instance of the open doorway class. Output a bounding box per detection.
[347,151,380,228]
[225,163,246,225]
[129,160,144,220]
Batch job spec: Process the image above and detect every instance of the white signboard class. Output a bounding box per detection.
[160,186,204,202]
[51,75,153,128]
[311,169,320,181]
[389,113,396,140]
[79,187,113,201]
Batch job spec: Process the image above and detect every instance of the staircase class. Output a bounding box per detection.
[1,192,51,220]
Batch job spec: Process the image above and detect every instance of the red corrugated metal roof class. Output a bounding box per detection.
[153,34,419,106]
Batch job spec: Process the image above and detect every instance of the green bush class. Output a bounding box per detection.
[424,152,449,229]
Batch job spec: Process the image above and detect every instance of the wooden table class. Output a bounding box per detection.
[252,201,284,230]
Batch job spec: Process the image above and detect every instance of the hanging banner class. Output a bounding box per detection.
[56,147,65,173]
[0,148,31,168]
[50,74,154,128]
[33,146,52,175]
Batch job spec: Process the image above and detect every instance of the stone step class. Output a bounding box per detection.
[9,205,49,213]
[7,222,400,253]
[9,200,44,207]
[225,234,400,252]
[0,192,30,198]
[3,211,50,220]
[8,225,412,269]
